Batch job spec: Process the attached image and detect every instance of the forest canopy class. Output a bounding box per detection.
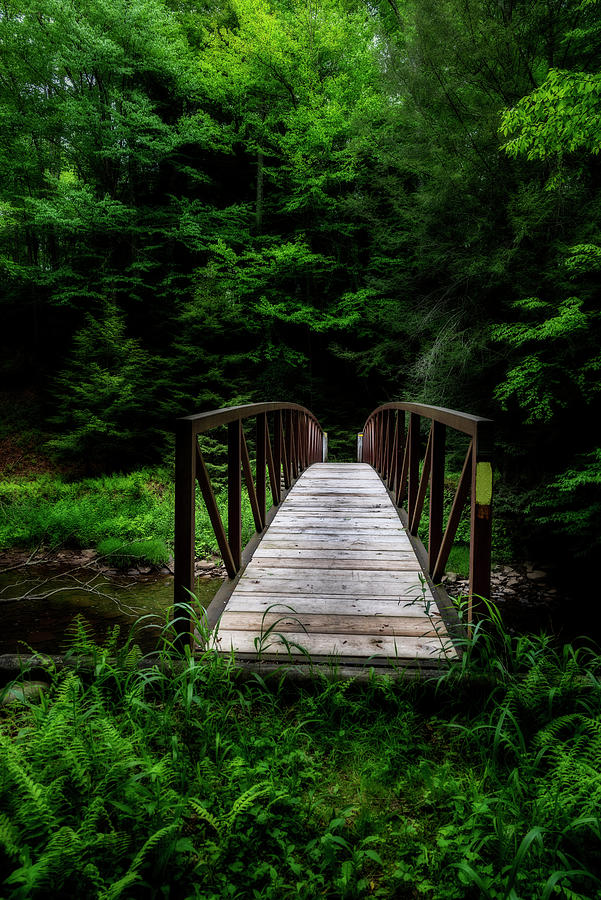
[1,0,600,576]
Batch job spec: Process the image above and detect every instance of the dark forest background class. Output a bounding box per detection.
[1,0,600,589]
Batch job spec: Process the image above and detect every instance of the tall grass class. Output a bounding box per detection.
[0,469,264,565]
[1,604,601,898]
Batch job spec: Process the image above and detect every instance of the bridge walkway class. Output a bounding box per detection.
[213,463,458,674]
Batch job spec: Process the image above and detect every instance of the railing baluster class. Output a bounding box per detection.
[256,413,266,528]
[281,412,291,488]
[394,412,404,498]
[241,427,263,533]
[283,410,292,487]
[428,421,446,573]
[396,418,410,506]
[409,424,432,535]
[266,415,280,505]
[274,410,282,496]
[407,413,420,524]
[388,411,396,486]
[228,420,242,572]
[383,411,390,481]
[195,443,236,578]
[432,442,472,583]
[292,413,300,479]
[303,414,309,469]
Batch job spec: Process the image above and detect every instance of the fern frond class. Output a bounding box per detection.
[100,823,179,900]
[224,783,270,833]
[188,798,222,836]
[0,812,25,863]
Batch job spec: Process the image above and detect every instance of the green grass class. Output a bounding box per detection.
[1,606,601,898]
[0,469,266,566]
[445,543,470,577]
[95,537,172,569]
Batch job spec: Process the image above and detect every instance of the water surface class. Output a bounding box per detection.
[0,568,221,655]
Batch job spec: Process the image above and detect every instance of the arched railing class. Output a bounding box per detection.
[361,403,493,625]
[173,403,326,648]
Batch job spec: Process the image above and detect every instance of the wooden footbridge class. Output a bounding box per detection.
[173,403,493,676]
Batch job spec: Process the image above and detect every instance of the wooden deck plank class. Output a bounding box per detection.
[225,595,440,616]
[210,462,458,671]
[258,537,412,548]
[239,568,425,585]
[219,612,440,637]
[235,579,426,597]
[216,630,455,659]
[252,548,418,559]
[249,557,421,571]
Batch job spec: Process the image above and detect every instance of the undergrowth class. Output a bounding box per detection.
[1,605,601,898]
[0,470,262,564]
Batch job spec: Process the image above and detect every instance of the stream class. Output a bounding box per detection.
[0,558,591,659]
[0,567,222,656]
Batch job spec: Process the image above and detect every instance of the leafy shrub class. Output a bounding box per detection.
[1,609,601,898]
[0,469,267,562]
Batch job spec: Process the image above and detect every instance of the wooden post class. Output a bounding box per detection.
[241,428,263,532]
[295,412,301,476]
[173,419,196,651]
[428,421,446,574]
[228,419,242,572]
[284,410,292,487]
[383,411,390,482]
[387,412,397,490]
[469,421,494,625]
[274,409,283,495]
[432,442,472,583]
[407,413,420,524]
[394,412,404,499]
[256,413,266,527]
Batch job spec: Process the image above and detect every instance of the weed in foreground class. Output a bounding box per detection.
[1,602,601,898]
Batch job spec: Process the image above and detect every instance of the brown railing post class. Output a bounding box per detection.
[469,420,494,624]
[273,410,282,500]
[428,421,446,574]
[256,413,266,526]
[228,420,242,571]
[283,410,292,488]
[241,428,263,533]
[407,413,420,527]
[173,418,196,650]
[295,412,301,476]
[383,411,391,482]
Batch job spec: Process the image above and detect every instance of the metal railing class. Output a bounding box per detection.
[361,402,493,624]
[173,403,326,648]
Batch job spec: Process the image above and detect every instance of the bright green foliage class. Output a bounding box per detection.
[1,613,601,897]
[1,0,601,579]
[95,538,171,569]
[0,469,264,560]
[501,69,601,159]
[492,295,595,424]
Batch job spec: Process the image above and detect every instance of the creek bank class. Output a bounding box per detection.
[443,561,562,634]
[0,548,225,657]
[0,547,227,582]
